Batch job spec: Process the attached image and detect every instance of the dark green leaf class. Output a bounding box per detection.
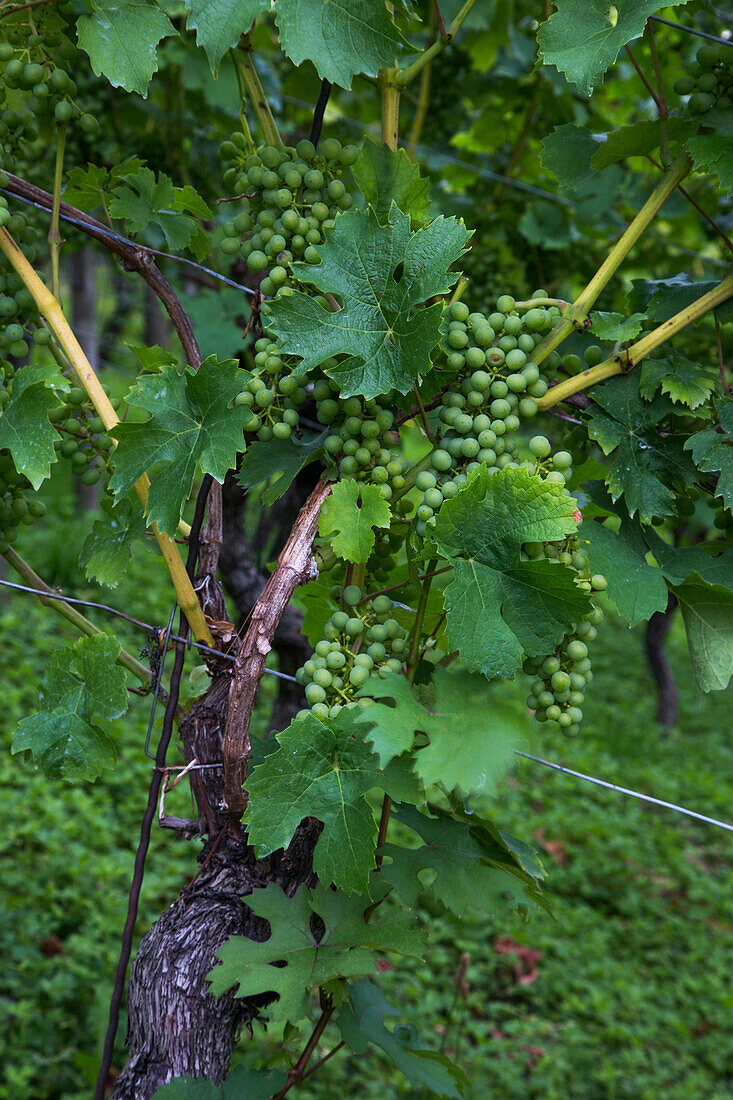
[0,365,66,489]
[110,356,252,535]
[109,167,211,256]
[152,1066,287,1099]
[179,286,250,361]
[79,493,147,588]
[640,350,717,410]
[432,466,588,679]
[11,635,127,781]
[237,430,326,506]
[590,118,698,169]
[684,399,733,510]
[266,204,470,398]
[338,979,469,1098]
[76,0,176,96]
[580,517,668,626]
[591,311,645,343]
[209,883,423,1023]
[275,0,410,89]
[540,125,603,191]
[184,0,270,72]
[353,140,432,227]
[672,574,733,693]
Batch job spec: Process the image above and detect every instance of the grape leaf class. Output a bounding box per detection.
[184,0,270,71]
[644,529,733,588]
[152,1066,287,1100]
[0,365,66,489]
[209,883,423,1023]
[61,157,145,211]
[537,0,692,97]
[580,517,668,626]
[266,204,470,398]
[353,140,432,227]
[244,709,421,894]
[590,118,698,169]
[339,979,469,1099]
[540,125,603,192]
[671,574,733,693]
[80,493,147,588]
[76,0,176,97]
[684,399,733,511]
[383,804,543,918]
[586,374,695,522]
[640,351,717,410]
[356,667,526,795]
[591,311,645,343]
[109,168,212,257]
[237,429,327,506]
[110,356,252,535]
[319,479,391,563]
[275,0,410,89]
[11,635,127,781]
[688,111,733,196]
[432,466,588,680]
[627,274,733,324]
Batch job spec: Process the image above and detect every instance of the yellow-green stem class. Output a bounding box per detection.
[407,49,432,158]
[537,272,733,409]
[3,547,151,685]
[0,228,213,645]
[449,275,469,304]
[381,68,401,151]
[234,45,282,147]
[49,121,67,303]
[398,0,480,86]
[532,154,692,367]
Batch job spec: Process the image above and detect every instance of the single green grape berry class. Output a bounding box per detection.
[591,574,608,591]
[450,301,470,322]
[529,435,552,458]
[415,470,437,491]
[305,683,327,705]
[552,450,572,471]
[583,344,604,367]
[54,100,73,123]
[343,585,362,606]
[247,250,268,273]
[566,639,588,662]
[496,294,515,314]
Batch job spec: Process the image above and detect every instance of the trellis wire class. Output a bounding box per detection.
[515,751,733,833]
[649,16,733,48]
[0,576,298,681]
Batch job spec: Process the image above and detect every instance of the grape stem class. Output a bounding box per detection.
[2,547,151,685]
[397,0,480,86]
[48,121,66,304]
[233,43,283,148]
[537,271,733,409]
[531,154,692,367]
[0,228,213,645]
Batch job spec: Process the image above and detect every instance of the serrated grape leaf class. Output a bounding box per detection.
[0,365,66,489]
[353,140,431,228]
[319,479,391,563]
[339,979,469,1099]
[537,0,692,97]
[109,356,251,535]
[109,168,211,257]
[688,112,733,196]
[586,374,695,522]
[79,493,147,587]
[11,634,127,781]
[644,528,733,588]
[591,311,645,343]
[209,883,423,1024]
[640,350,717,410]
[266,204,470,398]
[684,399,733,510]
[383,804,543,918]
[355,667,526,796]
[432,466,588,680]
[152,1066,287,1100]
[184,0,270,72]
[540,125,604,192]
[671,573,733,693]
[237,430,327,506]
[244,709,422,894]
[627,274,733,324]
[590,118,698,169]
[580,517,667,626]
[275,0,410,89]
[76,0,176,97]
[62,157,146,211]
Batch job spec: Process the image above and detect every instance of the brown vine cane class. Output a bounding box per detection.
[223,477,332,818]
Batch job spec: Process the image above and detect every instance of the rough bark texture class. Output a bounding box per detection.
[645,593,679,728]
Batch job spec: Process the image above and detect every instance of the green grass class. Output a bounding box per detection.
[1,512,732,1099]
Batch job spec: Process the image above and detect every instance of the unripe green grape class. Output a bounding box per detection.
[591,574,608,591]
[431,449,452,472]
[583,344,604,367]
[305,683,327,705]
[54,100,73,123]
[340,144,359,165]
[496,294,515,313]
[689,91,714,113]
[415,470,437,491]
[343,585,362,606]
[528,379,548,398]
[450,301,470,322]
[349,665,370,688]
[674,76,695,95]
[247,250,268,273]
[552,450,573,471]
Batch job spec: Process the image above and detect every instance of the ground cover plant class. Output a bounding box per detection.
[0,2,732,1098]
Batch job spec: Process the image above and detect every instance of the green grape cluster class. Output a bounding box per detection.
[317,383,407,500]
[675,42,733,114]
[365,527,405,585]
[49,385,117,486]
[523,604,604,737]
[411,293,561,536]
[234,334,309,441]
[218,137,357,294]
[295,589,408,720]
[0,449,45,551]
[0,262,43,363]
[558,343,605,376]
